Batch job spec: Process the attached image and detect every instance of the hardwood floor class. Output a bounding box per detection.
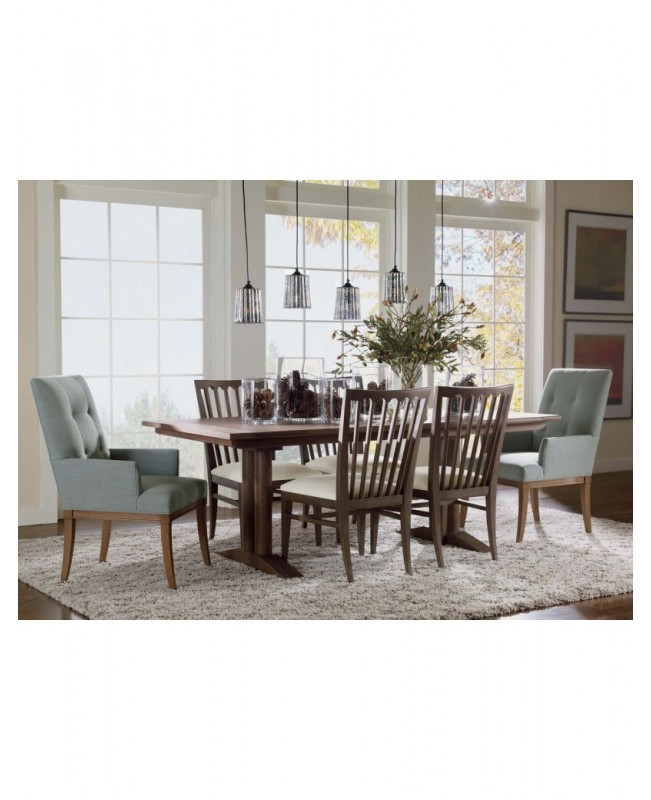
[18,471,633,620]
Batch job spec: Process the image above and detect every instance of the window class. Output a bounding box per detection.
[435,180,531,410]
[59,197,206,477]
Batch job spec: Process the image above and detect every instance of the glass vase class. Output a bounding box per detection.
[241,378,277,424]
[276,357,325,422]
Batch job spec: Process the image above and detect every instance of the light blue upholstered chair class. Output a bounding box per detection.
[31,375,210,589]
[497,368,612,542]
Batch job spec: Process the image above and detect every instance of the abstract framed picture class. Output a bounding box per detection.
[564,210,633,314]
[563,319,632,419]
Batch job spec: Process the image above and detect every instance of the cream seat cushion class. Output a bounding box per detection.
[213,461,321,482]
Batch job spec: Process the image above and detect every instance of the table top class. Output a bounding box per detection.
[143,411,560,449]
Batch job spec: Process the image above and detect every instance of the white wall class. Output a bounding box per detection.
[551,181,633,472]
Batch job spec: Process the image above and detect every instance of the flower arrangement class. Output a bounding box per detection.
[331,289,487,389]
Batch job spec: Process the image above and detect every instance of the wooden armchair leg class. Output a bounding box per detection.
[196,502,211,566]
[516,486,529,543]
[530,488,540,522]
[61,512,76,581]
[580,478,592,533]
[160,520,177,590]
[99,520,111,562]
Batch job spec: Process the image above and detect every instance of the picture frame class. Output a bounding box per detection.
[563,319,632,419]
[563,210,633,314]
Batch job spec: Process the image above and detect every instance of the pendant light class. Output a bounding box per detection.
[383,179,406,303]
[430,180,454,315]
[234,180,263,324]
[283,180,311,308]
[334,180,361,321]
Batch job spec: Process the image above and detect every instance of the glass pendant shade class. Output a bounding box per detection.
[430,279,454,316]
[334,180,361,320]
[334,280,361,321]
[234,180,263,324]
[383,180,406,303]
[284,267,311,308]
[283,179,311,309]
[383,265,406,304]
[234,280,263,324]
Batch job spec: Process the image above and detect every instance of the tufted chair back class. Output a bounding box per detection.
[532,368,612,450]
[31,375,110,463]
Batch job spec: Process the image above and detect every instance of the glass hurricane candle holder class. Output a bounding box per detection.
[276,357,325,422]
[324,376,355,422]
[241,378,277,424]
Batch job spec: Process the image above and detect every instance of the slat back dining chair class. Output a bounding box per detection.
[411,384,513,567]
[497,368,612,541]
[279,387,430,582]
[31,375,210,589]
[194,379,320,540]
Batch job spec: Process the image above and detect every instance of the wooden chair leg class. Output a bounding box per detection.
[281,497,292,559]
[580,478,592,533]
[486,492,497,561]
[459,505,468,527]
[160,520,177,590]
[431,501,445,568]
[356,513,366,555]
[516,485,529,543]
[370,511,379,554]
[196,501,211,566]
[336,507,354,583]
[209,491,218,540]
[99,520,111,562]
[400,505,413,575]
[302,503,309,530]
[313,505,322,546]
[530,488,540,522]
[61,512,76,581]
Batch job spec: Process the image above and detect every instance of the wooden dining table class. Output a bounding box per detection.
[143,411,560,578]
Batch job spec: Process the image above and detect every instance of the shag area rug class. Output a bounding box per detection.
[18,505,632,620]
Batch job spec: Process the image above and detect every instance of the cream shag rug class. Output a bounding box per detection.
[18,505,632,620]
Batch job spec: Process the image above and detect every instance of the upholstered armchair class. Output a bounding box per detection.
[31,375,210,589]
[497,368,612,542]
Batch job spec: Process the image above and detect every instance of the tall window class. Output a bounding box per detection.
[265,193,382,376]
[59,197,205,477]
[435,180,529,409]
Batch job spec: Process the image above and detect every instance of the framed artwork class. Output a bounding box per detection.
[563,319,632,419]
[564,210,633,314]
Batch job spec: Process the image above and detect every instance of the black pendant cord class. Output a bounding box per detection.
[295,179,299,273]
[440,181,445,278]
[242,180,250,284]
[346,180,350,282]
[394,179,398,268]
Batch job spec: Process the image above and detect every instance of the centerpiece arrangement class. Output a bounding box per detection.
[331,289,487,389]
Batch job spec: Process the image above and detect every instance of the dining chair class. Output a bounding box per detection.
[31,375,210,590]
[411,384,513,567]
[496,368,612,542]
[279,387,430,582]
[194,379,321,540]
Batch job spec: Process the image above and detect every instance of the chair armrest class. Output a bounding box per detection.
[110,448,179,476]
[538,435,598,479]
[52,457,142,512]
[501,430,534,453]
